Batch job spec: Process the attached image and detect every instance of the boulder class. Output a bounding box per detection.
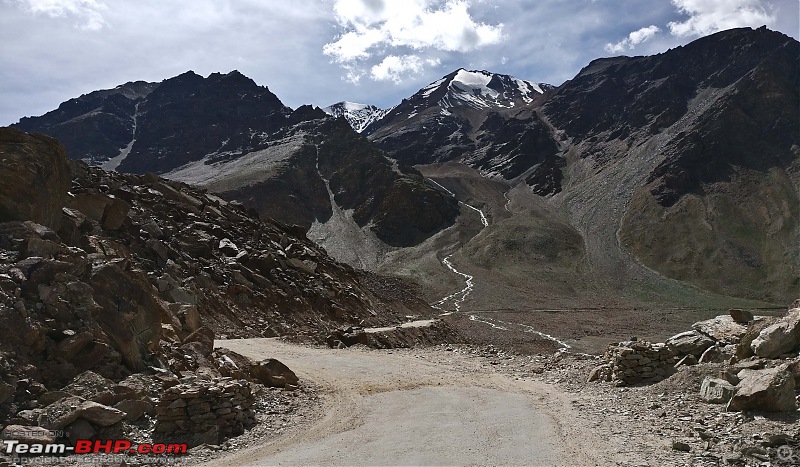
[692,315,750,345]
[213,348,254,380]
[250,358,299,388]
[62,371,117,405]
[700,377,735,404]
[666,330,714,357]
[736,317,776,360]
[67,193,113,223]
[751,308,800,358]
[182,327,215,357]
[114,399,153,421]
[89,263,163,371]
[218,238,239,256]
[0,128,71,230]
[38,396,86,430]
[727,365,796,412]
[101,196,130,230]
[75,400,126,427]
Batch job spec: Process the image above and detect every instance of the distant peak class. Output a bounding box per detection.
[322,101,391,133]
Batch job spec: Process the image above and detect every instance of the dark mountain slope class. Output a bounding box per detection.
[14,81,156,165]
[539,27,800,303]
[118,71,291,174]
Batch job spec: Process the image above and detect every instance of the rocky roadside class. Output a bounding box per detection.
[433,305,800,466]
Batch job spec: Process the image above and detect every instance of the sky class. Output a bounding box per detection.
[1,0,798,126]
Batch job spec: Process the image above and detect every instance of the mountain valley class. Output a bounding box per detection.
[2,25,800,466]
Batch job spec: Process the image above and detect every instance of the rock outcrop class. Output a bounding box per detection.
[751,307,800,358]
[727,365,796,412]
[0,129,70,229]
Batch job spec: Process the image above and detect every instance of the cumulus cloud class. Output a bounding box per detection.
[605,25,661,53]
[324,0,503,82]
[370,55,424,82]
[668,0,775,37]
[10,0,107,30]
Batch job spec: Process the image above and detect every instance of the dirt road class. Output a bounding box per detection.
[203,338,602,466]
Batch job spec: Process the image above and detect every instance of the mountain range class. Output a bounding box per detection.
[11,26,800,306]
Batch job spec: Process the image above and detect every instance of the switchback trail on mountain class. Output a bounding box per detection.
[203,338,601,466]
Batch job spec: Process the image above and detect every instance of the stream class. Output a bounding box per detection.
[427,178,572,353]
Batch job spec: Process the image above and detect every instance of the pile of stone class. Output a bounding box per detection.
[154,378,256,446]
[589,340,675,385]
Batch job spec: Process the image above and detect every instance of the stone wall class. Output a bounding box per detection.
[154,378,255,446]
[591,340,676,386]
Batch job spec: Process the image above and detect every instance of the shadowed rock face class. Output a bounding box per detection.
[14,71,291,173]
[542,26,799,207]
[117,71,291,174]
[0,128,70,230]
[13,81,156,165]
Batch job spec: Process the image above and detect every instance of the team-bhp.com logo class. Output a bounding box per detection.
[5,439,187,455]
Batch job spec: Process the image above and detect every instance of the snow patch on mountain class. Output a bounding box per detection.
[323,101,392,133]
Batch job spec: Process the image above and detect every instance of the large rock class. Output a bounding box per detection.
[727,365,796,412]
[38,396,125,429]
[692,315,750,345]
[251,358,299,388]
[182,327,215,357]
[62,371,117,406]
[700,377,736,404]
[729,309,754,324]
[751,308,800,358]
[666,330,714,357]
[0,128,70,230]
[78,400,126,426]
[38,396,86,429]
[89,263,164,371]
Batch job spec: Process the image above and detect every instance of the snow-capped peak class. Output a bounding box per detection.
[323,101,392,133]
[416,68,551,112]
